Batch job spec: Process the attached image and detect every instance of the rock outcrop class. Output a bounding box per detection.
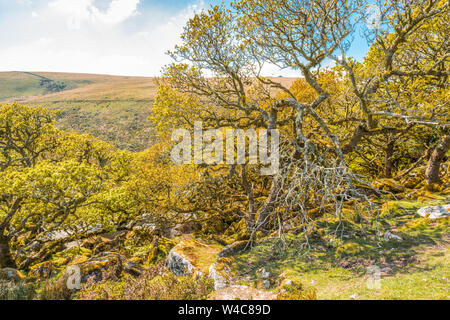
[166,248,195,276]
[417,204,450,219]
[208,261,233,290]
[62,252,144,286]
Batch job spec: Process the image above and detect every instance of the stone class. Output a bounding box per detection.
[76,253,124,284]
[417,204,450,219]
[262,280,271,290]
[256,268,271,279]
[64,240,83,250]
[0,268,25,282]
[384,231,402,241]
[281,279,294,287]
[166,247,195,276]
[381,267,393,275]
[61,252,145,287]
[124,260,144,277]
[208,261,234,290]
[29,261,54,279]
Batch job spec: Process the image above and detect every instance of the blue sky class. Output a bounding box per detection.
[0,0,370,77]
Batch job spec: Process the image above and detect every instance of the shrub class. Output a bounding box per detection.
[76,262,214,300]
[0,281,36,300]
[276,281,317,300]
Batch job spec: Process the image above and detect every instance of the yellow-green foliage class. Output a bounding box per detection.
[75,265,214,300]
[224,219,250,243]
[276,283,317,300]
[0,281,36,300]
[37,278,73,300]
[125,237,175,265]
[336,242,366,258]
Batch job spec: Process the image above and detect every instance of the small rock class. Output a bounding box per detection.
[262,280,271,290]
[64,240,83,250]
[256,268,271,279]
[0,268,25,282]
[209,263,231,290]
[384,231,402,241]
[166,247,195,276]
[417,204,450,219]
[281,279,294,287]
[381,267,393,275]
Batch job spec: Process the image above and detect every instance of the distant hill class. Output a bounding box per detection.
[0,72,297,151]
[0,72,158,151]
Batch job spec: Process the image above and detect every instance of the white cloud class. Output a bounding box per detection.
[92,0,140,25]
[16,0,33,7]
[47,0,140,29]
[0,1,205,76]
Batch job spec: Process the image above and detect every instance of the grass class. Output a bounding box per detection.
[230,195,450,300]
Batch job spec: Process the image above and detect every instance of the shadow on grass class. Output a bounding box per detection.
[232,196,449,283]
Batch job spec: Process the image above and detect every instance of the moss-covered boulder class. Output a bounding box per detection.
[75,252,124,284]
[62,252,145,286]
[373,178,405,193]
[29,261,54,279]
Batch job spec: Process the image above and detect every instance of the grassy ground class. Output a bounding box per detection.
[231,195,449,300]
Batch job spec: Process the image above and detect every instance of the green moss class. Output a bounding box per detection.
[224,219,250,244]
[175,240,223,274]
[336,242,366,258]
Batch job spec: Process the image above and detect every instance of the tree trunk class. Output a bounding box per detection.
[384,139,395,178]
[425,134,450,185]
[0,234,15,268]
[256,175,282,231]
